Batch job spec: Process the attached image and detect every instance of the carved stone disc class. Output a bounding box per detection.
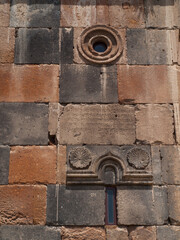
[127,148,150,169]
[69,147,92,169]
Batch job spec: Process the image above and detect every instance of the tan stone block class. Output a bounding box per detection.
[168,186,180,225]
[0,185,46,225]
[118,65,180,104]
[174,103,180,144]
[0,27,15,63]
[60,0,96,27]
[129,226,156,240]
[49,103,59,136]
[106,226,128,240]
[96,0,109,25]
[0,64,59,102]
[58,104,135,145]
[61,227,106,240]
[109,0,145,28]
[57,145,67,184]
[9,146,56,184]
[0,0,10,27]
[136,104,174,144]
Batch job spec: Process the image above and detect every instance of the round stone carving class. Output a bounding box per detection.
[69,147,92,169]
[127,148,150,169]
[78,25,123,64]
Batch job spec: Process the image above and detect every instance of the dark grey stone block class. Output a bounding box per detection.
[10,0,60,28]
[60,28,73,64]
[0,103,48,145]
[60,64,118,103]
[0,146,10,185]
[0,226,61,240]
[47,185,105,225]
[157,226,180,240]
[15,28,59,64]
[127,29,172,65]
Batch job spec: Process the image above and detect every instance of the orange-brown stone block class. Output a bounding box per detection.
[0,0,10,27]
[0,185,46,225]
[0,27,15,63]
[118,65,180,104]
[9,146,57,184]
[0,64,59,102]
[61,227,106,240]
[57,145,66,184]
[129,226,156,240]
[96,0,109,25]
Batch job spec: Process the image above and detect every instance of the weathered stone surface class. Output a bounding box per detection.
[168,186,180,225]
[96,0,109,25]
[15,28,59,64]
[57,145,66,184]
[117,186,167,225]
[0,64,59,102]
[0,0,10,27]
[129,226,156,240]
[60,0,96,27]
[127,29,174,64]
[160,146,180,184]
[157,226,180,240]
[10,0,60,27]
[0,226,61,240]
[49,103,59,136]
[0,27,15,63]
[174,103,180,144]
[151,146,162,185]
[9,146,56,184]
[61,227,105,240]
[47,185,105,225]
[60,65,118,103]
[118,65,180,104]
[136,104,174,144]
[109,0,145,28]
[60,28,73,64]
[0,146,9,185]
[58,104,135,145]
[145,0,180,28]
[106,227,128,240]
[0,103,48,145]
[0,185,46,224]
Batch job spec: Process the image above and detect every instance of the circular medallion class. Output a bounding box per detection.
[69,147,92,169]
[127,148,150,169]
[78,25,123,64]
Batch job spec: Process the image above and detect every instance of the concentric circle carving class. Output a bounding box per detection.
[78,25,123,64]
[127,148,150,169]
[69,147,92,169]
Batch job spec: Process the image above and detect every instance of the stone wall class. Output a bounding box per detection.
[0,0,180,239]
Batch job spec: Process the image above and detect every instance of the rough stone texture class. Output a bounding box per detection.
[49,103,59,136]
[117,186,167,225]
[57,145,66,184]
[106,227,129,240]
[168,186,180,225]
[9,146,56,184]
[60,0,96,27]
[151,146,162,185]
[47,185,105,225]
[10,0,60,28]
[60,64,118,103]
[127,29,174,64]
[109,0,145,28]
[145,0,180,28]
[0,103,48,145]
[60,28,73,64]
[0,64,59,102]
[0,27,15,63]
[58,104,135,145]
[174,103,180,144]
[0,146,10,185]
[0,185,46,225]
[157,226,180,240]
[15,28,59,64]
[0,0,10,27]
[118,65,180,104]
[96,0,109,25]
[129,226,156,240]
[136,104,174,144]
[160,146,180,185]
[61,227,105,240]
[0,226,61,240]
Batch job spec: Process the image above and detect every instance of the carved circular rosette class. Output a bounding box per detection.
[69,147,92,169]
[78,25,123,64]
[127,148,150,170]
